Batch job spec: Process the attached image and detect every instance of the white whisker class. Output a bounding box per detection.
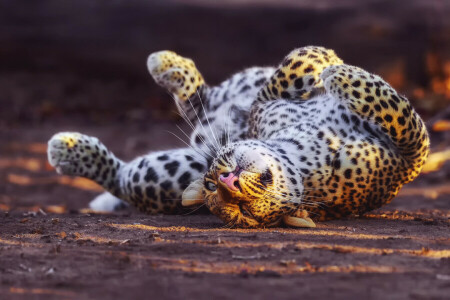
[175,124,215,159]
[185,95,219,153]
[182,203,206,216]
[196,90,222,150]
[165,130,213,159]
[173,110,214,155]
[166,91,216,153]
[225,106,233,146]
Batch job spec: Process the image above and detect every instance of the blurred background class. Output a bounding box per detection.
[0,0,449,210]
[1,0,449,125]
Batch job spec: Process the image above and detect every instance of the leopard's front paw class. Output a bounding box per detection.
[147,50,205,101]
[48,132,86,176]
[47,132,110,178]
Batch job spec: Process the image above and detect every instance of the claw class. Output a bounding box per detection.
[283,215,316,228]
[55,166,63,175]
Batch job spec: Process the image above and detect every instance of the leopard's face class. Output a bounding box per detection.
[201,141,302,228]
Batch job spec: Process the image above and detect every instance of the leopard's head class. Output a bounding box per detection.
[182,140,303,228]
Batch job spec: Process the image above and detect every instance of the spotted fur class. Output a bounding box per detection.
[48,51,275,213]
[200,47,429,227]
[147,50,205,102]
[48,47,429,228]
[257,46,343,101]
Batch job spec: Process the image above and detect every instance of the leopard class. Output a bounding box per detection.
[48,50,275,213]
[47,46,429,228]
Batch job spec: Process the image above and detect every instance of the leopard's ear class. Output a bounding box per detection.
[147,50,205,102]
[182,178,204,207]
[257,46,343,101]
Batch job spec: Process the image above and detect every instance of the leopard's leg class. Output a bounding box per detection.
[248,46,344,138]
[147,50,225,156]
[147,50,209,125]
[256,46,344,102]
[321,64,430,183]
[48,132,208,213]
[47,132,125,195]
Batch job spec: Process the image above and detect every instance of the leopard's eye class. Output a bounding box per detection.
[205,181,217,192]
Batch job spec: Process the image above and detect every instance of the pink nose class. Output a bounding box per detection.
[219,171,240,191]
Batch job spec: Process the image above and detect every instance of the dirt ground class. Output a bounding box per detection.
[0,120,449,300]
[0,1,449,298]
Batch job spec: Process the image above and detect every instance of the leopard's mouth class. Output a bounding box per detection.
[239,203,254,219]
[233,180,242,192]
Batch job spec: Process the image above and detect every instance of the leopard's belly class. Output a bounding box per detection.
[251,94,409,221]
